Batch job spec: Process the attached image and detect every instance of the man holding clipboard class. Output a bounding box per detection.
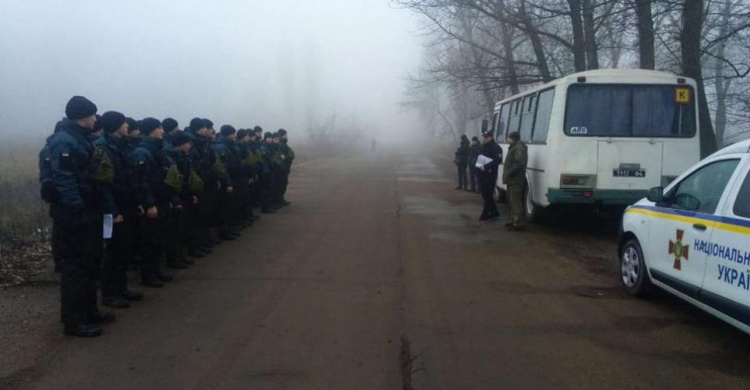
[476,129,503,221]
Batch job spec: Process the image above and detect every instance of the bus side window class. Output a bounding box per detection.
[519,94,536,142]
[497,103,511,141]
[491,112,499,136]
[531,89,555,143]
[508,99,522,135]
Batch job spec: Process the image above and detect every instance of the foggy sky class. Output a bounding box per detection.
[0,0,422,141]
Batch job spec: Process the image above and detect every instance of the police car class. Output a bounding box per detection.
[619,139,750,334]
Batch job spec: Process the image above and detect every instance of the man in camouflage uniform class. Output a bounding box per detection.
[502,131,528,231]
[277,129,295,207]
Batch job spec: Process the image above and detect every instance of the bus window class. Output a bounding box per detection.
[509,99,522,135]
[519,94,537,142]
[531,88,555,143]
[564,84,696,138]
[497,103,510,141]
[491,112,499,136]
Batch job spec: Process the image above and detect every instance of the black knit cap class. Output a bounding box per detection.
[253,126,263,133]
[126,117,139,132]
[65,96,98,120]
[236,129,248,140]
[220,125,236,136]
[203,118,214,129]
[93,115,103,132]
[277,129,287,136]
[100,111,127,133]
[171,131,191,147]
[162,118,179,133]
[263,132,273,139]
[141,118,162,134]
[189,117,206,132]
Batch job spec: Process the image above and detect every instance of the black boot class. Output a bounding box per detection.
[102,297,131,309]
[122,290,144,301]
[64,324,103,337]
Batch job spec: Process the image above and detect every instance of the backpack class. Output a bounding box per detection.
[86,146,116,185]
[39,144,58,203]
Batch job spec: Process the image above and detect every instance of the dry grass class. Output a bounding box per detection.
[0,138,52,286]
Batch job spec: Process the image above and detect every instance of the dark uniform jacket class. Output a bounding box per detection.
[47,118,104,220]
[134,137,180,210]
[503,141,528,186]
[214,135,240,186]
[165,148,194,201]
[279,141,295,172]
[478,140,503,182]
[454,140,470,165]
[468,143,481,167]
[95,133,137,217]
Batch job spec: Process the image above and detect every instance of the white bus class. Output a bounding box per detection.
[492,69,701,221]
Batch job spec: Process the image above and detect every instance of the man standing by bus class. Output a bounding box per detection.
[503,131,528,231]
[477,129,502,221]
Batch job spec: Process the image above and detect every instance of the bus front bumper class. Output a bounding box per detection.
[548,189,648,206]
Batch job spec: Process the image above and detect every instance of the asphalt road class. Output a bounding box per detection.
[4,149,750,390]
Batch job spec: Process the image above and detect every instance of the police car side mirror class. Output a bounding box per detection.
[647,187,664,204]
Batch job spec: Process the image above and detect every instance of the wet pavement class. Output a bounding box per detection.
[2,150,749,390]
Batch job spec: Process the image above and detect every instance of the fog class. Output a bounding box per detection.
[0,0,422,143]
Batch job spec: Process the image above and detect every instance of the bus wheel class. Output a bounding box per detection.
[523,184,544,223]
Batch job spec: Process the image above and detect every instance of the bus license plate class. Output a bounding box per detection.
[613,169,646,178]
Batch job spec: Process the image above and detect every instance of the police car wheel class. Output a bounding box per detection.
[620,238,652,296]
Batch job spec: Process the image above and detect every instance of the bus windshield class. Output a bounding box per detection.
[564,84,696,138]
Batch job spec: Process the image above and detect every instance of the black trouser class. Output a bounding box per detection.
[55,208,103,326]
[469,167,478,191]
[260,171,274,209]
[479,176,499,218]
[51,221,63,272]
[139,210,164,281]
[164,207,185,264]
[279,168,290,201]
[219,190,237,234]
[102,210,137,298]
[456,163,468,189]
[197,187,215,246]
[184,199,202,252]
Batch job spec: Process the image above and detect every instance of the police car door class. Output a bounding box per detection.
[698,157,750,324]
[646,157,743,295]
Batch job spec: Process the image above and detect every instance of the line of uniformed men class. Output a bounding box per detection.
[40,96,295,337]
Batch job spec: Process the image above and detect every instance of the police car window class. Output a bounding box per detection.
[669,159,740,214]
[733,170,750,218]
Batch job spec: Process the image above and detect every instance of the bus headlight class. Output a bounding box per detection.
[560,174,597,189]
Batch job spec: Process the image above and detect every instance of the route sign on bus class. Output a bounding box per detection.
[675,87,691,104]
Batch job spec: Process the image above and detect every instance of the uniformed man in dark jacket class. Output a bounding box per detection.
[96,111,144,309]
[252,126,265,210]
[39,121,64,273]
[48,96,115,337]
[258,132,277,213]
[234,129,257,226]
[502,131,528,231]
[477,129,503,221]
[134,118,179,287]
[165,131,197,266]
[468,136,481,193]
[454,135,470,190]
[277,129,294,207]
[214,125,241,240]
[188,118,219,253]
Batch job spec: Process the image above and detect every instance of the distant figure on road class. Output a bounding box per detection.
[468,136,481,193]
[477,130,502,221]
[371,138,377,152]
[454,135,470,190]
[503,131,528,231]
